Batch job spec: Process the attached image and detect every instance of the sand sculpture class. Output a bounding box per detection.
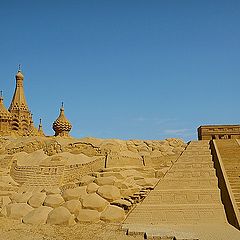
[198,125,240,140]
[53,103,72,137]
[0,136,186,226]
[0,69,40,137]
[0,69,239,239]
[0,69,71,138]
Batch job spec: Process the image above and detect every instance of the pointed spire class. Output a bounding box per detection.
[60,102,64,113]
[0,90,12,121]
[38,118,45,136]
[0,89,11,136]
[38,118,44,134]
[9,68,29,112]
[8,67,33,136]
[38,118,42,130]
[0,91,3,102]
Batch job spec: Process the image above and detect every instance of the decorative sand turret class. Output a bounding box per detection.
[0,91,12,135]
[53,102,72,137]
[8,67,35,136]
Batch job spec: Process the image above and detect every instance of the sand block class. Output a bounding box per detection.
[97,185,121,202]
[62,186,87,201]
[11,192,32,203]
[47,206,75,225]
[77,209,100,222]
[6,203,33,220]
[100,205,125,222]
[23,206,53,225]
[44,194,64,208]
[62,199,82,215]
[28,192,46,208]
[82,193,109,212]
[86,182,99,194]
[94,176,117,186]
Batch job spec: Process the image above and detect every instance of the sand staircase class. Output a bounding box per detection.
[214,139,240,221]
[122,140,240,239]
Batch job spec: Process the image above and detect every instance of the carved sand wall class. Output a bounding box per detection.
[62,156,105,183]
[10,156,105,186]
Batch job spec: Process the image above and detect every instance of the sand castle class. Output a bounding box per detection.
[0,69,239,239]
[0,68,71,138]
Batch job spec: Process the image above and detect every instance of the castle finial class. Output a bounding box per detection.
[38,118,44,136]
[61,102,64,112]
[18,64,21,71]
[0,91,2,98]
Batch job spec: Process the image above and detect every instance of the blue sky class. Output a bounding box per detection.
[1,0,240,141]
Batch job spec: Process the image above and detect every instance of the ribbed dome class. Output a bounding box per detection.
[0,97,12,120]
[53,104,72,136]
[15,70,24,80]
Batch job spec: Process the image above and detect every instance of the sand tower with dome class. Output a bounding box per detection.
[0,67,73,137]
[53,102,72,137]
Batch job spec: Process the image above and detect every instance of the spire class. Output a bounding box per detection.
[8,67,33,136]
[57,102,68,122]
[0,90,12,121]
[0,91,5,106]
[0,90,4,105]
[0,90,3,102]
[38,118,42,130]
[60,102,64,114]
[0,90,11,136]
[9,67,29,112]
[38,118,45,136]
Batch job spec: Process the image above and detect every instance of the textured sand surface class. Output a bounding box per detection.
[0,218,141,240]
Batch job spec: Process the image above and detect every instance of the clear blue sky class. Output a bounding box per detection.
[1,0,240,141]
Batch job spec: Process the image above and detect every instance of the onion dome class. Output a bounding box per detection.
[0,92,12,120]
[53,103,72,137]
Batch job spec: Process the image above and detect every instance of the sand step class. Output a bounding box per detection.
[124,204,226,225]
[155,179,219,190]
[143,189,221,205]
[172,162,214,170]
[124,140,226,230]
